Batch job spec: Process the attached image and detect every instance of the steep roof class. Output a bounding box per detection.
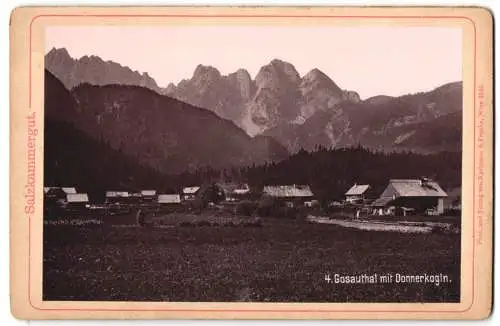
[158,194,181,204]
[263,185,313,198]
[371,197,394,207]
[218,183,250,195]
[389,179,447,197]
[345,184,370,196]
[183,186,200,194]
[62,187,77,194]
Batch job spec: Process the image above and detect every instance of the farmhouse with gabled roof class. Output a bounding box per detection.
[372,178,448,216]
[262,184,314,208]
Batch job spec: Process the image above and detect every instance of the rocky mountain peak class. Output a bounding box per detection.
[193,64,221,79]
[45,48,164,94]
[300,68,343,95]
[255,59,301,88]
[47,47,70,58]
[227,69,255,101]
[45,47,74,66]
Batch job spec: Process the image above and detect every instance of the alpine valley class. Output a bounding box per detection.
[45,47,462,159]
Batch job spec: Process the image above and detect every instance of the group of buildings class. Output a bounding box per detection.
[44,177,460,217]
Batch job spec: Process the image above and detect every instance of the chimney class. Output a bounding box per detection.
[420,177,430,187]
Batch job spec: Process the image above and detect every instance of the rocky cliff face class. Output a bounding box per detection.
[166,58,360,135]
[45,47,165,94]
[263,81,463,153]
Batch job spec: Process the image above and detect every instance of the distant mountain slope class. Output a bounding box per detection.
[44,118,172,200]
[45,70,288,176]
[263,82,462,153]
[44,72,171,198]
[45,47,165,94]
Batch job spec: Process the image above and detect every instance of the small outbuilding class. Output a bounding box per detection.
[65,193,89,211]
[140,190,157,202]
[182,186,201,201]
[158,194,182,205]
[105,191,130,204]
[345,184,371,204]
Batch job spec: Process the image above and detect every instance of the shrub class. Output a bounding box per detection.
[444,208,461,217]
[197,220,211,227]
[223,221,236,227]
[236,200,258,216]
[257,198,277,217]
[242,218,263,227]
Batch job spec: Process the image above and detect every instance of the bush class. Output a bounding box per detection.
[236,200,258,216]
[242,218,263,228]
[179,221,194,227]
[444,208,461,217]
[197,220,212,227]
[256,198,274,217]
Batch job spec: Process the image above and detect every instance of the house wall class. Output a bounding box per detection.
[346,195,363,203]
[393,197,440,214]
[437,198,444,214]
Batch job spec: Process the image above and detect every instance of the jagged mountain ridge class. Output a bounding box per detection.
[45,47,165,94]
[45,48,462,154]
[45,70,288,176]
[166,59,361,135]
[45,49,361,135]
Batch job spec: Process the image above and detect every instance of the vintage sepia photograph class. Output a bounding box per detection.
[42,23,463,303]
[9,5,493,320]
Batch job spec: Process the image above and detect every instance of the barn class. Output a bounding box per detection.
[345,184,371,204]
[372,178,448,216]
[262,185,314,208]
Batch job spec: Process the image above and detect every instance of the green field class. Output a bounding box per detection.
[43,216,460,302]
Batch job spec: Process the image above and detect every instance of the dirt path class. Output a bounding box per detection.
[307,215,435,234]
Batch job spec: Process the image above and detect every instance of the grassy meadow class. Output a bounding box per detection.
[43,213,460,303]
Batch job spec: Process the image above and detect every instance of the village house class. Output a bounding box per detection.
[262,184,314,208]
[44,186,80,207]
[371,178,448,216]
[105,191,130,204]
[182,186,201,201]
[65,193,89,212]
[157,194,182,205]
[345,184,371,204]
[140,190,157,202]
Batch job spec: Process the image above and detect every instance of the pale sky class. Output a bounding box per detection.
[45,25,462,99]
